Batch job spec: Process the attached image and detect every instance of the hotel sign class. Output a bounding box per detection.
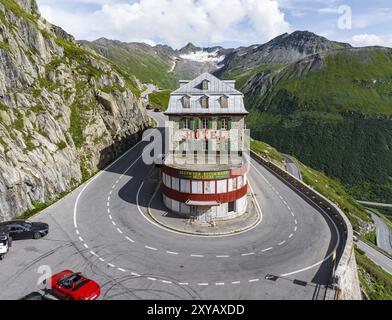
[178,170,230,180]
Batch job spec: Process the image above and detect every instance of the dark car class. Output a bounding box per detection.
[153,107,161,112]
[0,220,49,240]
[19,292,54,300]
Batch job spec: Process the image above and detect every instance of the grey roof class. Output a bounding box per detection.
[172,72,243,95]
[166,73,248,115]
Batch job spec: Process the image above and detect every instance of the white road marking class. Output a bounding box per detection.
[126,236,135,243]
[108,263,115,268]
[216,255,230,258]
[198,283,208,286]
[89,250,97,256]
[107,196,110,202]
[72,129,154,229]
[215,282,225,286]
[131,272,140,277]
[145,246,157,251]
[289,233,293,238]
[99,258,105,262]
[249,279,259,283]
[118,268,126,272]
[278,241,286,246]
[166,251,179,255]
[291,212,295,217]
[108,215,112,220]
[106,202,110,207]
[179,282,189,285]
[78,236,84,242]
[231,281,240,284]
[161,280,172,284]
[117,228,123,234]
[241,252,255,256]
[112,221,116,226]
[262,247,273,252]
[75,230,79,235]
[294,226,298,232]
[190,254,204,258]
[148,277,156,281]
[83,243,89,249]
[294,219,298,225]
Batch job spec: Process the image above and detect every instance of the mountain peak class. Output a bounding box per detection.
[181,42,199,51]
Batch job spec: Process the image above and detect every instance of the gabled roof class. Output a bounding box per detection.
[172,72,243,95]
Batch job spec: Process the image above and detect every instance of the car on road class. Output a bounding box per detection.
[0,226,11,260]
[19,292,54,300]
[45,270,101,300]
[0,220,49,240]
[146,105,153,110]
[153,107,161,112]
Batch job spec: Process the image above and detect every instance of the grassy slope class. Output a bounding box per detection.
[238,48,392,204]
[275,49,392,115]
[251,138,371,231]
[148,90,171,111]
[86,42,176,89]
[355,247,392,300]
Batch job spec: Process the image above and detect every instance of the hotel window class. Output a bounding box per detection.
[183,118,190,129]
[204,181,215,194]
[202,80,209,90]
[221,118,227,130]
[217,180,227,193]
[237,176,243,189]
[172,177,179,191]
[180,179,191,193]
[220,96,229,108]
[192,180,203,194]
[165,173,171,188]
[228,178,236,192]
[201,96,209,109]
[182,95,191,108]
[219,118,232,130]
[202,118,208,129]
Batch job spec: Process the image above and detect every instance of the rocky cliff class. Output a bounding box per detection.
[0,0,149,220]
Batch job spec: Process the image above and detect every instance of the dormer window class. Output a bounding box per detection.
[201,95,209,109]
[182,95,191,108]
[220,95,229,108]
[202,80,209,90]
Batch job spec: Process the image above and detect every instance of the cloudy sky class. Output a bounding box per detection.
[35,0,392,48]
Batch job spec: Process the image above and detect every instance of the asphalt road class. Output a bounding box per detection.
[0,112,339,300]
[368,212,392,255]
[357,201,392,208]
[356,240,392,275]
[283,155,302,181]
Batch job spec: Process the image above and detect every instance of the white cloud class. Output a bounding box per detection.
[36,0,291,48]
[351,34,392,47]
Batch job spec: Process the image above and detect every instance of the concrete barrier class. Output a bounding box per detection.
[250,150,362,300]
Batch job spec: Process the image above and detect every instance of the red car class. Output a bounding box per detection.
[153,107,161,112]
[45,270,101,300]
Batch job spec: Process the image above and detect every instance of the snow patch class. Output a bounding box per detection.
[179,50,225,63]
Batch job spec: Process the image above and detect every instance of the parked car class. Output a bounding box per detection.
[0,220,49,240]
[45,270,101,300]
[19,291,53,300]
[153,107,161,112]
[0,226,11,260]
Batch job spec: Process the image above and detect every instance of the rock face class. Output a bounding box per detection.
[216,31,351,77]
[0,0,149,220]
